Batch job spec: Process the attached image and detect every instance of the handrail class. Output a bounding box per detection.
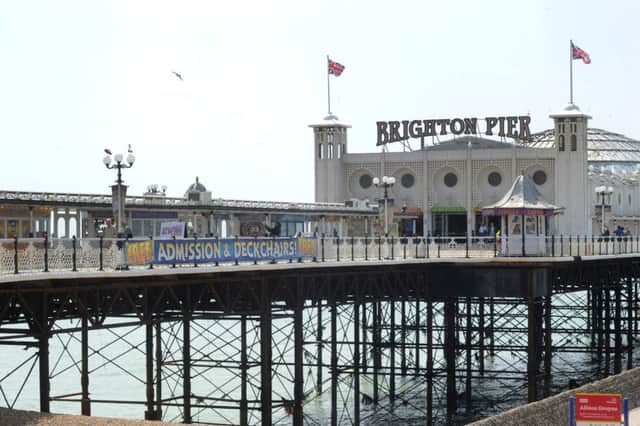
[0,190,377,213]
[1,235,637,276]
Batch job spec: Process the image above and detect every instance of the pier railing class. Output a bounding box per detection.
[0,235,638,275]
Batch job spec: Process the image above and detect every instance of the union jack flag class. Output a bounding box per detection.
[571,42,591,64]
[328,58,345,76]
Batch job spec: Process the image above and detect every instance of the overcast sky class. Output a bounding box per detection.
[1,0,637,202]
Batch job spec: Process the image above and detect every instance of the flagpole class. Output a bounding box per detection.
[569,39,574,104]
[327,55,331,115]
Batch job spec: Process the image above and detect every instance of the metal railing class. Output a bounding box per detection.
[0,190,377,213]
[0,235,638,276]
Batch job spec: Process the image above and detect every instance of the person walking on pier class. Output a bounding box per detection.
[265,221,281,237]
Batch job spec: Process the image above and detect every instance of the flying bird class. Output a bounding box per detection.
[172,71,183,81]
[128,144,133,153]
[104,148,112,155]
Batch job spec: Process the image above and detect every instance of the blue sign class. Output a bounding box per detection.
[125,237,316,265]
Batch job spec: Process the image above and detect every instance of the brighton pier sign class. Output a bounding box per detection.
[376,115,531,146]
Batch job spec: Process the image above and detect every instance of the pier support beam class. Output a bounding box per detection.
[353,286,361,425]
[183,314,191,423]
[389,299,396,404]
[427,299,433,426]
[415,299,421,377]
[293,278,303,426]
[627,278,634,370]
[330,284,338,425]
[260,283,273,426]
[605,285,611,374]
[155,319,162,420]
[373,300,380,404]
[39,294,50,413]
[316,301,323,393]
[145,318,154,420]
[614,272,622,374]
[465,297,472,412]
[527,281,540,403]
[543,286,552,398]
[81,315,90,416]
[478,298,485,376]
[444,299,457,416]
[240,315,248,426]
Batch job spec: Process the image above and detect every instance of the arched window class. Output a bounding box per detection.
[318,143,324,159]
[337,143,342,159]
[328,143,334,159]
[570,135,577,151]
[559,135,565,151]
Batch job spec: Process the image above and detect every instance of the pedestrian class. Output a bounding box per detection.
[265,221,281,237]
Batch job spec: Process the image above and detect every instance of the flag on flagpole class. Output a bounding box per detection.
[328,58,345,76]
[571,42,591,64]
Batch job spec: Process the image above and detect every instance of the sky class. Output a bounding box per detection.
[1,0,638,202]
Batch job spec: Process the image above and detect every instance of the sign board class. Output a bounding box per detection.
[376,115,531,146]
[125,237,318,266]
[575,393,621,425]
[159,222,186,239]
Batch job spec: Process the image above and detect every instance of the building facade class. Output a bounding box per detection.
[312,104,640,237]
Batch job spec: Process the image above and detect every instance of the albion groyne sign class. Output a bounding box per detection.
[376,115,531,145]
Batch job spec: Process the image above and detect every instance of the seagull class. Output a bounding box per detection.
[172,71,183,81]
[104,148,112,155]
[128,144,133,153]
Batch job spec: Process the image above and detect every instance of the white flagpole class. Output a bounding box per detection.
[569,40,574,104]
[327,55,331,115]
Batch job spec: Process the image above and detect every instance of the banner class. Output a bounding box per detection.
[125,240,154,265]
[125,237,318,266]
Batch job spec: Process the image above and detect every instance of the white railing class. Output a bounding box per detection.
[0,190,377,213]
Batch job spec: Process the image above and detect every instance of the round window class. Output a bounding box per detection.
[359,174,373,189]
[487,171,502,187]
[401,173,415,188]
[533,170,547,186]
[444,172,458,188]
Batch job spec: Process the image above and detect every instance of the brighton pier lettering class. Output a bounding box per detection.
[376,116,531,146]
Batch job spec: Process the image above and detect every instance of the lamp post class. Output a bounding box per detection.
[594,185,613,235]
[373,176,395,236]
[103,151,135,234]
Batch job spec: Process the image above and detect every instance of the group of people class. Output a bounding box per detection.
[264,221,281,237]
[603,225,630,237]
[477,222,497,237]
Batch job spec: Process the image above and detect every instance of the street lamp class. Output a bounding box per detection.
[373,175,395,236]
[594,185,613,235]
[103,150,135,234]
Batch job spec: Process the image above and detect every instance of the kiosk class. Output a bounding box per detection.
[482,174,563,256]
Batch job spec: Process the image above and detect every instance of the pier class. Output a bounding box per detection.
[0,237,639,424]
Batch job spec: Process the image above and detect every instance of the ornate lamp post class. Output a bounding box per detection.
[594,185,613,235]
[103,150,135,234]
[373,176,395,236]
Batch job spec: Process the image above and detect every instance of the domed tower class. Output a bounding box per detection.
[309,114,351,203]
[550,104,591,235]
[184,177,211,203]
